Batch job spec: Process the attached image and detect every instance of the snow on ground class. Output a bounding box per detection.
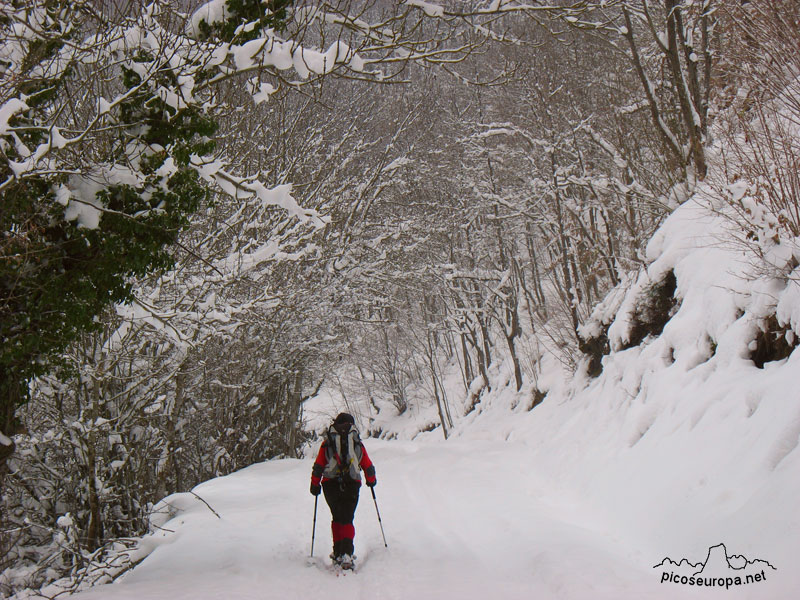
[66,433,796,600]
[65,440,663,600]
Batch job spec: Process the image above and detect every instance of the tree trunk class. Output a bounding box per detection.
[552,156,581,336]
[505,265,524,392]
[286,367,304,457]
[460,331,474,391]
[0,375,21,487]
[525,222,547,309]
[427,330,451,439]
[85,376,103,551]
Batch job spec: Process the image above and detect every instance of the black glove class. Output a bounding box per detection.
[366,477,376,488]
[310,482,321,496]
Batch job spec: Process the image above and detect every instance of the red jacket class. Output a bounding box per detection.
[311,437,376,486]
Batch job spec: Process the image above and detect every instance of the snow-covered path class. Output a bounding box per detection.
[69,439,710,600]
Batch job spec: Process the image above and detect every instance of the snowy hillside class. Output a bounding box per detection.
[36,182,799,600]
[437,190,800,597]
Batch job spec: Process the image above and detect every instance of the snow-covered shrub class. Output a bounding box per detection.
[0,299,319,595]
[715,1,800,245]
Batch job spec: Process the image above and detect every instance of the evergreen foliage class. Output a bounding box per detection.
[0,0,289,437]
[2,131,203,430]
[198,0,293,41]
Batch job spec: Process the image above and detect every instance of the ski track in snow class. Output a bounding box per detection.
[65,439,765,600]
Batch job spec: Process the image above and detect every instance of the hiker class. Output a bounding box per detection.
[310,413,376,568]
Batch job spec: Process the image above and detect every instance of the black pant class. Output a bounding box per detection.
[322,478,360,557]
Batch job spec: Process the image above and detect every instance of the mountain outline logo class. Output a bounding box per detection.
[654,543,775,590]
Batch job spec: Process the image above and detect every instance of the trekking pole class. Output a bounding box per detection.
[310,494,319,557]
[370,487,388,548]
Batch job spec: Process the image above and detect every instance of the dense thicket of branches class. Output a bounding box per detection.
[1,0,798,595]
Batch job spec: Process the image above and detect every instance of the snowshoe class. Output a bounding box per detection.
[331,553,355,571]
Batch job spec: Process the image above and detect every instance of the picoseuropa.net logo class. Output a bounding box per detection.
[654,543,776,590]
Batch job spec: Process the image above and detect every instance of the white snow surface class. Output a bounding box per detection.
[58,189,800,598]
[64,440,663,600]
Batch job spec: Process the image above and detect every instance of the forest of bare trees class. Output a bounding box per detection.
[1,0,798,595]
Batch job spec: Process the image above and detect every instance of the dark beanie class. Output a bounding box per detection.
[334,413,355,426]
